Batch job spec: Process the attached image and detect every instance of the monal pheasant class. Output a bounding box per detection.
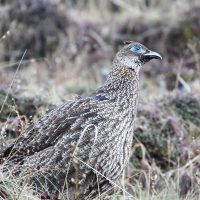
[1,42,161,199]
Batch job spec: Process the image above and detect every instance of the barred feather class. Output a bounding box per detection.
[1,42,161,199]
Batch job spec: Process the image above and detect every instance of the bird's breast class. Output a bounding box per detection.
[87,104,135,179]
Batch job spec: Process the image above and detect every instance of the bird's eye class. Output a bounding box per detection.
[129,44,144,53]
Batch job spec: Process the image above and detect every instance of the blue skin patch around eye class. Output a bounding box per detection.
[129,44,146,54]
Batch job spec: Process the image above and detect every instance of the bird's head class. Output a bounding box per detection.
[115,41,162,73]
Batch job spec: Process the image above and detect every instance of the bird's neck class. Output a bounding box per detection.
[102,63,139,101]
[93,63,140,176]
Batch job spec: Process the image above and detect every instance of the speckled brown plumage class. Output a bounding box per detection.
[1,42,161,199]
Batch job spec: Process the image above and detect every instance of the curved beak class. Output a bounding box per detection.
[144,50,162,60]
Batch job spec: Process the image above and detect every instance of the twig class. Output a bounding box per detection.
[175,59,183,90]
[61,123,98,197]
[166,155,200,176]
[0,49,27,115]
[73,155,137,200]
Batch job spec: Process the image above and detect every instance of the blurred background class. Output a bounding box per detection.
[0,0,200,199]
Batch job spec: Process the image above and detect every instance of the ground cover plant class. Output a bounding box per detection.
[0,0,200,199]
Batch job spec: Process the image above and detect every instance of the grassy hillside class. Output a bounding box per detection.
[0,0,200,199]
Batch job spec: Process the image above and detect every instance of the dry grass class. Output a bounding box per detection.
[0,0,200,199]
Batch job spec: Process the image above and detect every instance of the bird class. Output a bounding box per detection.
[0,42,162,199]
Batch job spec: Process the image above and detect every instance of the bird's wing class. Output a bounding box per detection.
[2,96,106,162]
